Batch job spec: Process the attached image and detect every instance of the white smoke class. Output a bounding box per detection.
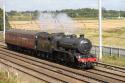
[39,12,81,34]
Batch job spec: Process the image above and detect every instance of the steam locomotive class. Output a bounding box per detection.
[5,29,96,69]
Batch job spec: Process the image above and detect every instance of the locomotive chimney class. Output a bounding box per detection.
[79,34,84,38]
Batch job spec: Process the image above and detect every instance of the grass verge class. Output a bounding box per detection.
[102,55,125,67]
[0,70,19,83]
[0,33,3,41]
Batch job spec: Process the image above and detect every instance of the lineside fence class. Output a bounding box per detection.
[91,45,125,57]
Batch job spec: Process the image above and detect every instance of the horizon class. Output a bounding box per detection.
[5,8,125,12]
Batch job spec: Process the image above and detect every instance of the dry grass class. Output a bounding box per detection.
[9,19,125,31]
[74,19,125,30]
[0,70,18,83]
[9,21,41,30]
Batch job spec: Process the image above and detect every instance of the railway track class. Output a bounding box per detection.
[0,47,125,83]
[97,62,125,73]
[0,49,124,83]
[0,47,99,83]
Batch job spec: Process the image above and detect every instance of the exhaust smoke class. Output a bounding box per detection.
[39,12,82,34]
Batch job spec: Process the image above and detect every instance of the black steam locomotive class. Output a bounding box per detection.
[5,29,96,69]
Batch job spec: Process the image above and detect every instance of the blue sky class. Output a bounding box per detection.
[0,0,125,11]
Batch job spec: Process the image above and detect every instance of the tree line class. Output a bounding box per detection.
[7,10,40,21]
[5,8,125,21]
[58,8,125,18]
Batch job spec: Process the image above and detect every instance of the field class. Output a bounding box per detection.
[9,19,125,30]
[9,19,125,48]
[74,19,125,30]
[9,21,41,30]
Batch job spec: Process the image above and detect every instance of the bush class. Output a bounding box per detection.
[0,70,18,83]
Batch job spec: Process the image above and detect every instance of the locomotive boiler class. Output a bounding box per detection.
[56,34,92,54]
[5,29,97,69]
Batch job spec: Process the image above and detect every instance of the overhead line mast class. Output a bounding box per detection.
[99,0,102,60]
[3,0,6,40]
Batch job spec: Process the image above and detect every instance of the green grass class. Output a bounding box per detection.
[0,70,18,83]
[102,27,125,48]
[73,17,98,20]
[0,33,3,41]
[102,55,125,67]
